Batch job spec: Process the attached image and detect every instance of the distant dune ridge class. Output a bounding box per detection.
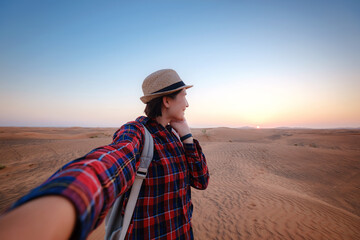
[0,127,359,239]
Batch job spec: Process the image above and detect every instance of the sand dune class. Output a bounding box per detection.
[0,127,359,239]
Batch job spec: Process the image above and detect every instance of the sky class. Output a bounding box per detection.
[0,0,359,128]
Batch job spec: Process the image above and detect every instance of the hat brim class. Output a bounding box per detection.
[140,85,193,103]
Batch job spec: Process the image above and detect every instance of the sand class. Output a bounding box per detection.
[0,127,359,239]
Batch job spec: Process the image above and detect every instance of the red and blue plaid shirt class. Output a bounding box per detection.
[11,116,209,239]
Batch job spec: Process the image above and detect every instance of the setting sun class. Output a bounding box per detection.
[257,126,260,129]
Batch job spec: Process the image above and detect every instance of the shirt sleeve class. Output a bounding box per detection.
[9,122,145,240]
[183,139,210,190]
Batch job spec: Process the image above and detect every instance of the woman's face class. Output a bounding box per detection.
[166,89,189,121]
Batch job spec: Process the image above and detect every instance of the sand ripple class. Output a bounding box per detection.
[1,128,359,239]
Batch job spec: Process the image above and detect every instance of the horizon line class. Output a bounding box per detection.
[0,125,359,130]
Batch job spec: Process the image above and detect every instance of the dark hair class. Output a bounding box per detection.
[144,90,182,119]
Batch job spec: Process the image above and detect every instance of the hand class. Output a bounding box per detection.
[0,196,76,240]
[170,119,191,137]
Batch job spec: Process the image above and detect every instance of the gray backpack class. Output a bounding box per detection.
[105,124,154,240]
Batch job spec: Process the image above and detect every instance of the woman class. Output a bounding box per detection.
[0,69,209,240]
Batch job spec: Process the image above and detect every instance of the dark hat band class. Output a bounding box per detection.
[152,81,186,94]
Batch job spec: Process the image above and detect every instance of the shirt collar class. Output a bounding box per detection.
[136,116,172,133]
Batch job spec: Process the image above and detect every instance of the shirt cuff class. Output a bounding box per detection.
[183,139,201,159]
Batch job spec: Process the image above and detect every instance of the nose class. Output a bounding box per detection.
[186,99,189,108]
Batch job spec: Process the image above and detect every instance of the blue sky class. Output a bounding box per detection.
[0,0,359,128]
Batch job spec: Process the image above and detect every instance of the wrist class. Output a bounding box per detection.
[177,127,191,137]
[182,137,193,144]
[180,133,193,142]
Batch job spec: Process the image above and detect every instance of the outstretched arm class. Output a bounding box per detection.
[0,122,145,240]
[0,196,76,240]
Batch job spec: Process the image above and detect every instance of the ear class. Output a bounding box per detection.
[162,96,171,108]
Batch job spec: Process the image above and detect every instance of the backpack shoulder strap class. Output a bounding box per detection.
[137,124,154,177]
[119,124,153,240]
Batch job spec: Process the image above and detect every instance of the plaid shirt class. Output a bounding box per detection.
[11,116,209,240]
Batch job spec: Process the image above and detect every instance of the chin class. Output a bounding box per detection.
[176,116,185,121]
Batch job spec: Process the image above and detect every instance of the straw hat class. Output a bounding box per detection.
[140,69,193,103]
